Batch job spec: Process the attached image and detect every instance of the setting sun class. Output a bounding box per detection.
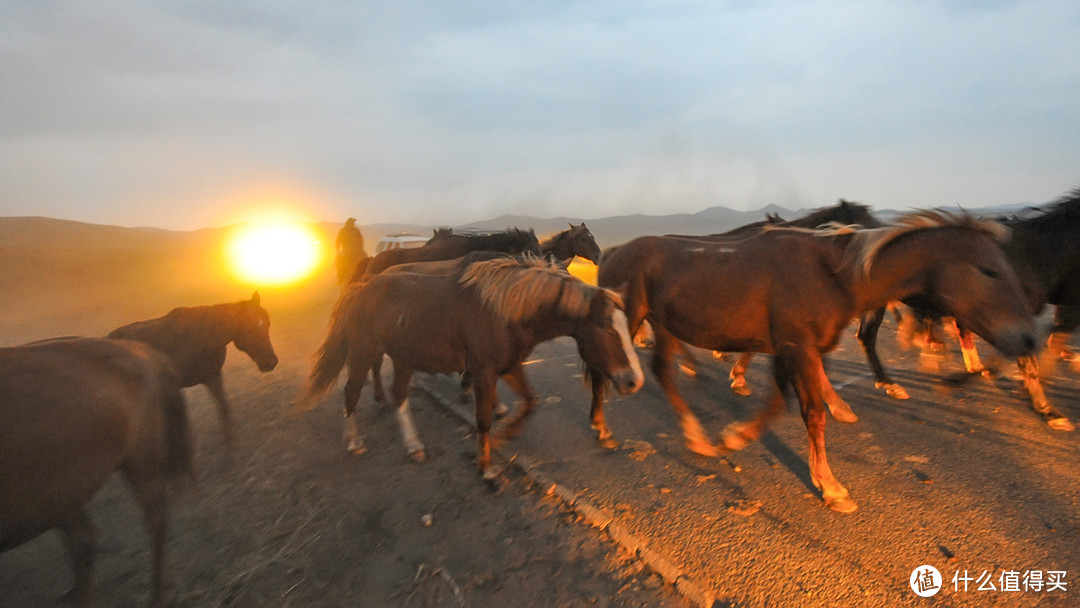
[226,223,326,286]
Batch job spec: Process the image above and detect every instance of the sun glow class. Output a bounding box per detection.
[226,223,326,286]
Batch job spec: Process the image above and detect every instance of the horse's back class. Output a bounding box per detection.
[0,338,190,551]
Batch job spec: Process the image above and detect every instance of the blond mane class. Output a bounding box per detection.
[843,209,1009,279]
[459,256,618,325]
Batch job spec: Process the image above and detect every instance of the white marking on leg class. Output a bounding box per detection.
[396,398,426,457]
[612,308,645,387]
[343,413,366,454]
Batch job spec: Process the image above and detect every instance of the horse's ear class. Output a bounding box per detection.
[251,291,261,305]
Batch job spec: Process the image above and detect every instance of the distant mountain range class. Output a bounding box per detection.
[0,200,1038,255]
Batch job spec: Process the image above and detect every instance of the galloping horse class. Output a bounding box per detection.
[108,292,278,445]
[857,188,1080,429]
[590,211,1037,512]
[298,256,644,478]
[0,338,193,607]
[353,227,541,280]
[540,223,601,264]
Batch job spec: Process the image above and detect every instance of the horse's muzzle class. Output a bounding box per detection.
[612,368,644,395]
[258,354,279,372]
[992,324,1039,358]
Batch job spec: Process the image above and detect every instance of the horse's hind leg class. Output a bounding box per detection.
[729,352,752,395]
[390,367,426,462]
[856,306,909,399]
[495,364,538,440]
[121,467,173,607]
[1018,355,1075,431]
[58,508,97,607]
[651,324,717,457]
[819,360,858,424]
[202,373,234,447]
[343,354,376,455]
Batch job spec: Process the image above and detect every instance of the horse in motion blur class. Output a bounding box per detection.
[108,292,278,445]
[0,338,194,607]
[857,188,1080,429]
[353,227,541,279]
[591,211,1037,512]
[298,256,643,479]
[540,223,602,264]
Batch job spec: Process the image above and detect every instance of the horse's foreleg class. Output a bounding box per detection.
[677,341,699,378]
[472,371,500,479]
[391,367,426,462]
[955,324,987,375]
[792,349,856,513]
[588,367,618,449]
[1018,355,1075,431]
[729,352,752,396]
[495,365,538,440]
[202,373,234,447]
[58,508,97,607]
[857,307,909,399]
[121,470,173,607]
[651,324,717,457]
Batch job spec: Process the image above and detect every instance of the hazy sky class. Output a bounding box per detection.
[2,1,1078,229]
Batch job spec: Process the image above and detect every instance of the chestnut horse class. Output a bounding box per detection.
[298,256,644,478]
[0,338,193,607]
[352,227,541,280]
[590,211,1037,512]
[857,188,1080,430]
[108,292,278,445]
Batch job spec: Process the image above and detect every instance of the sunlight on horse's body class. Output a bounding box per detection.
[591,211,1037,512]
[858,188,1080,430]
[540,223,601,264]
[298,257,644,478]
[0,338,193,607]
[663,200,887,402]
[352,227,540,280]
[108,292,278,446]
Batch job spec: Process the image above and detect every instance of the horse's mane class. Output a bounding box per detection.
[448,227,538,250]
[459,256,617,325]
[844,210,1009,279]
[793,199,881,229]
[998,188,1080,227]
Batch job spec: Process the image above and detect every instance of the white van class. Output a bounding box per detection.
[374,233,429,254]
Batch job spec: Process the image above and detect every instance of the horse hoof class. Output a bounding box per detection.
[494,402,510,417]
[721,423,754,451]
[876,382,910,400]
[829,407,859,424]
[481,464,503,481]
[730,383,752,397]
[409,449,428,463]
[826,496,859,513]
[688,441,719,457]
[1048,417,1076,432]
[597,436,619,450]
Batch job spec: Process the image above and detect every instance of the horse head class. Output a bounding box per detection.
[574,289,644,395]
[232,292,279,372]
[569,223,602,264]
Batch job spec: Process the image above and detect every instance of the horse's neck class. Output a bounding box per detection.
[846,230,950,313]
[540,233,568,259]
[189,305,237,346]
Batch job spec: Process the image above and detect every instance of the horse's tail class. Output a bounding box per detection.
[295,286,360,412]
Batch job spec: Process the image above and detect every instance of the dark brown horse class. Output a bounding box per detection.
[108,292,278,445]
[591,211,1037,512]
[0,338,193,607]
[353,227,541,280]
[540,223,602,264]
[857,188,1080,429]
[298,256,644,478]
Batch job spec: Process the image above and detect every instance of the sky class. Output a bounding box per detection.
[1,0,1078,230]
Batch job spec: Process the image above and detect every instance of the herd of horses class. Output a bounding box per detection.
[3,190,1080,604]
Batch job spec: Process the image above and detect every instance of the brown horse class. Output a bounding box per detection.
[0,338,193,607]
[540,223,602,264]
[108,292,278,445]
[353,227,541,279]
[857,188,1080,429]
[298,256,644,478]
[591,211,1038,512]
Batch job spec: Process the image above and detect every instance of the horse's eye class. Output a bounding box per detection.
[980,267,1000,279]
